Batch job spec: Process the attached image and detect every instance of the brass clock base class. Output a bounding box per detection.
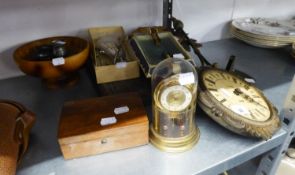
[149,126,200,152]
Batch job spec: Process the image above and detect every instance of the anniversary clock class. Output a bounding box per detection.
[198,68,280,140]
[150,58,199,152]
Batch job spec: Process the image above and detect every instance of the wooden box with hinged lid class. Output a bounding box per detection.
[57,92,149,159]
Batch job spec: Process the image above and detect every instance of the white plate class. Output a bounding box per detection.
[231,32,289,48]
[231,25,294,43]
[231,30,290,45]
[232,17,295,38]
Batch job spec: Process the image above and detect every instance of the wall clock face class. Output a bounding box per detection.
[203,70,270,122]
[198,68,280,139]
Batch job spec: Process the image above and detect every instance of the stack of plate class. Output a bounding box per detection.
[292,43,295,58]
[231,17,295,48]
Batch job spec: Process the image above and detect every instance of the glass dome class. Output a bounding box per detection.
[150,58,200,152]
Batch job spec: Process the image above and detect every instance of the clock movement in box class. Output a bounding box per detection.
[88,26,140,84]
[130,28,194,78]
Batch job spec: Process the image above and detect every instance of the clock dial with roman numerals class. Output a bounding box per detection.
[198,68,280,140]
[160,85,192,112]
[203,69,270,122]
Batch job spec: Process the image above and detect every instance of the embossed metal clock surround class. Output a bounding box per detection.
[198,68,280,139]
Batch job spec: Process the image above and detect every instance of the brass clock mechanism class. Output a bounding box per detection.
[198,68,280,140]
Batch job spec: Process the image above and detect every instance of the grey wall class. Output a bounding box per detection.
[1,0,295,79]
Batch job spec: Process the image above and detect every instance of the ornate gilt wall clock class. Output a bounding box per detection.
[198,67,280,140]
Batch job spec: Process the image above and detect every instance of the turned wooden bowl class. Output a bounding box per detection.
[14,36,89,88]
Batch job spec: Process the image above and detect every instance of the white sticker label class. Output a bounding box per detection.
[244,78,256,84]
[173,53,185,59]
[114,106,129,115]
[230,105,250,116]
[220,88,232,97]
[52,40,66,45]
[287,31,295,36]
[116,62,127,69]
[52,57,65,66]
[100,116,117,126]
[179,72,195,85]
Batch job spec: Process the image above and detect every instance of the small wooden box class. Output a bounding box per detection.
[88,26,140,84]
[58,92,149,159]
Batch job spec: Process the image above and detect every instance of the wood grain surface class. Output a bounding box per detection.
[14,36,89,79]
[58,92,149,159]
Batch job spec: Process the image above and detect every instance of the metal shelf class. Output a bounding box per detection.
[1,39,295,175]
